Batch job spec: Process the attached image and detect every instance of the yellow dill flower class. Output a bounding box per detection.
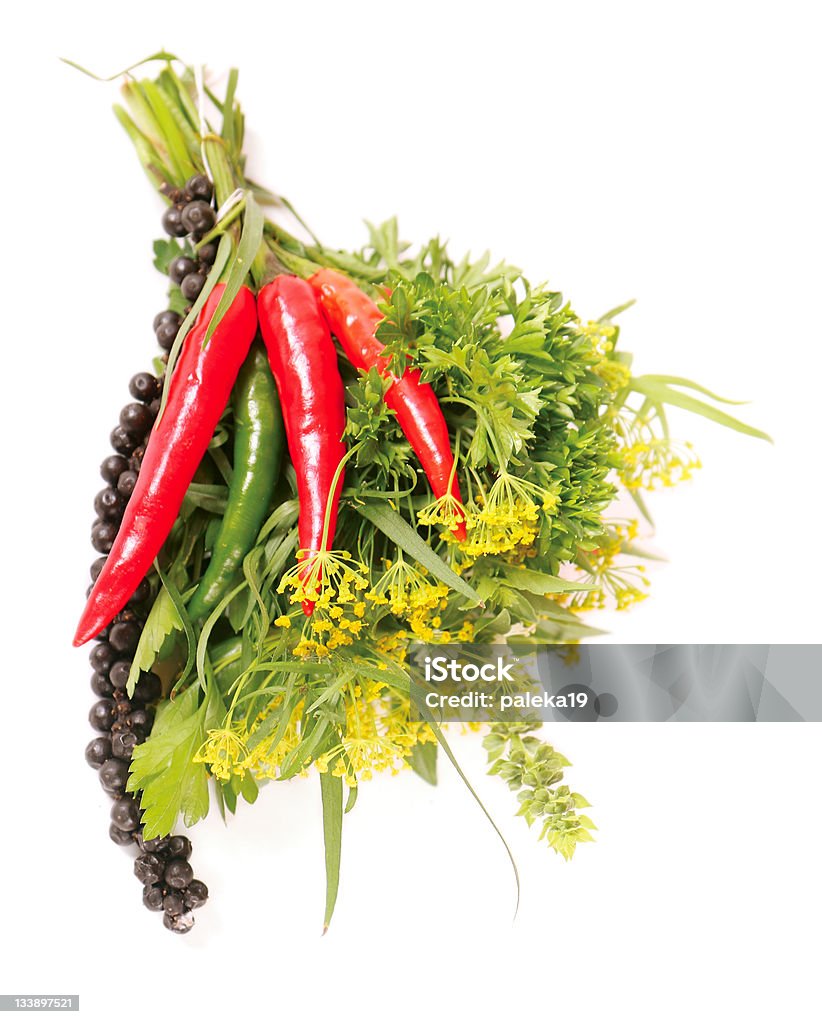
[274,614,291,628]
[376,631,410,664]
[316,679,437,786]
[581,319,617,346]
[243,700,304,779]
[278,548,371,660]
[278,548,369,608]
[619,437,701,491]
[461,470,560,559]
[367,551,429,616]
[193,725,249,781]
[457,620,475,641]
[594,357,631,392]
[293,637,317,658]
[418,491,467,533]
[568,522,651,612]
[292,625,355,660]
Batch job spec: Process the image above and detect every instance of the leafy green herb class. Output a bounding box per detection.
[407,742,438,785]
[126,586,181,697]
[484,723,596,860]
[127,684,210,839]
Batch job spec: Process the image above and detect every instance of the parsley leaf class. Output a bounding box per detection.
[127,684,210,839]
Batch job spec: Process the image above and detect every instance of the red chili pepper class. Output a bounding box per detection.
[74,284,257,647]
[257,275,347,616]
[309,268,466,542]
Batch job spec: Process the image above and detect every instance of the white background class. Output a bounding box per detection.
[1,2,820,1021]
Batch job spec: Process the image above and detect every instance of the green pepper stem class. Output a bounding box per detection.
[266,238,321,281]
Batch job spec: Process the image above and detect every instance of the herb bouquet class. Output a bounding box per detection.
[73,55,768,934]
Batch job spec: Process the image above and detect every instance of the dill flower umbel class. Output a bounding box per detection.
[243,700,305,779]
[611,405,701,491]
[315,679,435,786]
[418,490,467,533]
[568,521,650,611]
[463,471,556,558]
[278,548,369,607]
[193,725,249,781]
[277,548,369,658]
[618,437,702,490]
[366,552,450,640]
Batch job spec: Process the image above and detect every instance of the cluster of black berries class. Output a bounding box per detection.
[134,833,208,933]
[155,174,219,331]
[92,372,161,557]
[84,369,208,934]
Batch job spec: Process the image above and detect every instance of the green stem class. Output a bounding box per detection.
[319,443,363,551]
[112,104,170,188]
[203,134,236,206]
[266,237,321,281]
[195,196,246,248]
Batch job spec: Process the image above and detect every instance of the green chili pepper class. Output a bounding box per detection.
[187,342,284,622]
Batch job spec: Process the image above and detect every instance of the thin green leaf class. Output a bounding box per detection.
[112,105,170,187]
[500,567,596,596]
[155,71,201,154]
[157,67,199,132]
[60,51,180,81]
[633,374,749,406]
[619,540,667,562]
[278,715,333,781]
[154,561,197,692]
[119,81,168,164]
[222,780,238,815]
[213,775,227,822]
[195,580,247,691]
[356,501,483,606]
[221,68,239,147]
[204,192,263,343]
[408,742,438,785]
[320,771,343,933]
[413,689,520,917]
[626,485,655,527]
[182,482,229,515]
[631,379,773,442]
[240,772,259,805]
[141,78,197,183]
[597,299,636,322]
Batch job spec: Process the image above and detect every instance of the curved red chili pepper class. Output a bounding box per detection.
[309,268,466,542]
[257,276,347,616]
[74,284,257,647]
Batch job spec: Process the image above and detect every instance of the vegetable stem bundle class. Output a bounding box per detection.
[71,55,770,933]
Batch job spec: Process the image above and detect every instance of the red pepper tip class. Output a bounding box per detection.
[302,599,315,617]
[452,522,468,543]
[72,620,97,648]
